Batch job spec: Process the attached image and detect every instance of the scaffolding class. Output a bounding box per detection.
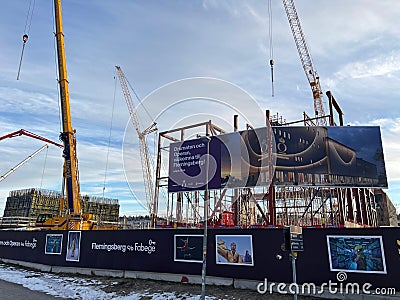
[3,188,62,219]
[81,195,120,222]
[2,188,120,225]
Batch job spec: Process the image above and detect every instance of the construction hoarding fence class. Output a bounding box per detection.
[0,227,398,292]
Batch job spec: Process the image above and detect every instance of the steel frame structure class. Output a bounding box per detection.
[153,117,378,228]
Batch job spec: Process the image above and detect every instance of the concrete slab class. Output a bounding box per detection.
[0,259,51,272]
[89,269,124,278]
[187,275,233,286]
[125,271,188,283]
[51,266,91,276]
[124,271,233,286]
[233,278,260,290]
[51,266,124,278]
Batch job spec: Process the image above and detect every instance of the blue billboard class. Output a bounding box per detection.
[167,126,387,192]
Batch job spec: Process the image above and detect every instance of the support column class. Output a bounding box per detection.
[346,188,354,223]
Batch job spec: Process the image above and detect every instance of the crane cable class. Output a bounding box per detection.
[39,145,49,190]
[17,0,36,80]
[125,76,155,128]
[50,0,63,135]
[124,74,157,176]
[268,0,274,97]
[103,72,118,199]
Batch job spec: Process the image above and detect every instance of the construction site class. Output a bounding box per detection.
[153,117,394,230]
[0,0,397,232]
[1,2,400,299]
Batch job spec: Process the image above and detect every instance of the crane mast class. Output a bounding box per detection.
[282,0,326,125]
[54,0,81,214]
[115,66,157,219]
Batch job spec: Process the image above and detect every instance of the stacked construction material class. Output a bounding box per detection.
[81,195,120,222]
[2,188,120,227]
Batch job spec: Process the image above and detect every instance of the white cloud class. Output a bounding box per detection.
[335,52,400,79]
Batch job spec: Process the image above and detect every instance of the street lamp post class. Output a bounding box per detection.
[200,135,211,300]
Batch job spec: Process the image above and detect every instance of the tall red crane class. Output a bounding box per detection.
[282,0,327,125]
[0,129,63,148]
[0,129,62,183]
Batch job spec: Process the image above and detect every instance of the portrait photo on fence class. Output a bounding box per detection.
[66,231,81,262]
[216,235,254,266]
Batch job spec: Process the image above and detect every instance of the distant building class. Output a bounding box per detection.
[119,215,151,229]
[1,188,120,227]
[375,189,397,226]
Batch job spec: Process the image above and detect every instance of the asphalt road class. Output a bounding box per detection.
[0,279,70,300]
[0,275,321,300]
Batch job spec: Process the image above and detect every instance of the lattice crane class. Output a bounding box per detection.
[115,66,157,220]
[0,145,48,183]
[282,0,326,125]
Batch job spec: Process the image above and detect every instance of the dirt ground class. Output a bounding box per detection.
[98,276,324,299]
[2,261,327,299]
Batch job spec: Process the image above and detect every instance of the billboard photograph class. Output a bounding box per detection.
[216,235,254,266]
[174,235,203,263]
[220,127,274,189]
[273,126,387,188]
[66,231,81,262]
[45,234,63,255]
[168,127,274,192]
[168,126,387,192]
[326,235,387,274]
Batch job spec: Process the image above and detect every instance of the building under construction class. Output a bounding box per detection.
[153,114,390,229]
[1,188,119,228]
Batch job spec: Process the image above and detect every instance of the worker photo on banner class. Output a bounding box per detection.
[327,235,387,274]
[66,231,81,262]
[45,234,63,255]
[216,235,254,266]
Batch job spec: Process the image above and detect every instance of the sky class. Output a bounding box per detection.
[0,0,400,217]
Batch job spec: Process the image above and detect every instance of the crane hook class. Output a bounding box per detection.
[269,59,275,97]
[17,34,29,80]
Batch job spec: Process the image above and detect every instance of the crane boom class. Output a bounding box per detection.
[54,0,81,213]
[282,0,326,125]
[0,129,63,148]
[115,66,156,217]
[0,144,49,182]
